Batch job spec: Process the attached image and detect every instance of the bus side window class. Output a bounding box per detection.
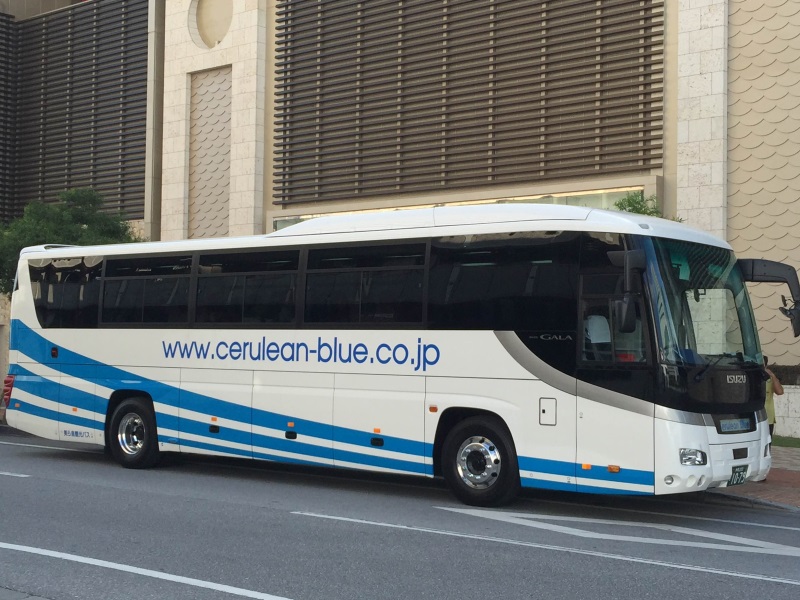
[582,301,646,363]
[583,311,613,361]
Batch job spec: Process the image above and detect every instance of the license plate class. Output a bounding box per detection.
[728,465,748,486]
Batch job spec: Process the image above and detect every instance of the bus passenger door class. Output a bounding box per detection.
[333,374,426,476]
[252,371,334,467]
[576,298,655,495]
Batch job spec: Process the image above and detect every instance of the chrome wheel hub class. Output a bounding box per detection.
[117,413,146,456]
[456,436,501,489]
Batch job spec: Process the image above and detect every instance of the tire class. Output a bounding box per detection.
[108,398,160,469]
[442,416,520,507]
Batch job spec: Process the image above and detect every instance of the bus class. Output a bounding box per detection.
[4,204,800,506]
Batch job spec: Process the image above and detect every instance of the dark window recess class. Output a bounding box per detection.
[199,250,299,273]
[28,257,103,328]
[196,274,297,324]
[304,243,425,325]
[428,232,580,331]
[305,270,423,324]
[307,244,425,270]
[102,276,190,324]
[105,255,193,278]
[580,233,626,270]
[196,250,300,325]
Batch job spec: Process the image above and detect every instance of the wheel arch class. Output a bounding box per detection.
[104,390,155,449]
[432,407,514,477]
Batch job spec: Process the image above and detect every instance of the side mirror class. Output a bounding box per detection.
[608,249,646,334]
[779,306,800,337]
[739,258,800,337]
[614,296,638,334]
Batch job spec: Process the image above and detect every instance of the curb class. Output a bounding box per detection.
[706,489,800,513]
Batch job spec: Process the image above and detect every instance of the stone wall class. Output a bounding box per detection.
[775,386,800,439]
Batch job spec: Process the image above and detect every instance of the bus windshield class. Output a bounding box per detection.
[646,237,762,368]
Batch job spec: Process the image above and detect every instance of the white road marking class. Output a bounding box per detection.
[0,542,292,600]
[295,511,800,586]
[0,471,30,478]
[439,507,800,556]
[538,498,800,532]
[0,440,98,453]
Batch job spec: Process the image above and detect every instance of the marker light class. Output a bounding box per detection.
[664,476,674,485]
[679,448,707,466]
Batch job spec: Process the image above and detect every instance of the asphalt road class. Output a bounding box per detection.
[1,427,799,600]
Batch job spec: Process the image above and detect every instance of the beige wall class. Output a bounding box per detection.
[189,66,232,238]
[728,0,800,364]
[676,0,728,238]
[160,0,267,240]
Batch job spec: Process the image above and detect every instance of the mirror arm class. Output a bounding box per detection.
[739,258,800,337]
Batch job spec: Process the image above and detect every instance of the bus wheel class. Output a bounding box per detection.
[109,398,160,469]
[442,416,520,507]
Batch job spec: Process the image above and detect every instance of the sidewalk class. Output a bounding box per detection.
[709,445,800,510]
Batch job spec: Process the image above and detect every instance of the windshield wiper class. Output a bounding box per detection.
[694,352,743,382]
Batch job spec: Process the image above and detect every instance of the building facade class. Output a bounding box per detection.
[0,0,799,377]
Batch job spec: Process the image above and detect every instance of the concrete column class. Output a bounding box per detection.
[676,0,728,240]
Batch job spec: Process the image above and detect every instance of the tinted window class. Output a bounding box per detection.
[28,257,103,328]
[105,255,192,277]
[428,232,580,330]
[196,250,300,325]
[199,250,298,273]
[304,243,425,325]
[196,273,297,324]
[101,254,192,325]
[307,244,425,270]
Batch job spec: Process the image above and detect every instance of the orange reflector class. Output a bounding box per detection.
[429,405,438,413]
[72,407,78,412]
[211,417,218,422]
[14,403,20,408]
[608,465,621,473]
[287,421,294,428]
[582,464,592,470]
[374,428,381,434]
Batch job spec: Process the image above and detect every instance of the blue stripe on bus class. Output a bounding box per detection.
[333,447,427,474]
[251,409,333,443]
[520,477,576,493]
[11,400,101,431]
[578,465,655,486]
[518,456,575,478]
[13,365,101,415]
[10,321,648,484]
[519,455,654,487]
[11,321,429,465]
[575,484,653,496]
[162,436,253,460]
[334,427,426,457]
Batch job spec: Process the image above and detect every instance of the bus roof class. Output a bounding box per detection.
[18,204,730,260]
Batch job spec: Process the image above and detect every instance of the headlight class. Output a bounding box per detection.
[679,448,707,466]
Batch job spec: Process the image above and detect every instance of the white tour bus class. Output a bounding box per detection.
[4,204,800,506]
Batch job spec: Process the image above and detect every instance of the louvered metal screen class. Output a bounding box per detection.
[0,12,16,224]
[275,0,664,205]
[14,0,148,220]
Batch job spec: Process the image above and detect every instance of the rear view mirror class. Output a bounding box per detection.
[739,258,800,337]
[614,296,637,334]
[608,249,646,333]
